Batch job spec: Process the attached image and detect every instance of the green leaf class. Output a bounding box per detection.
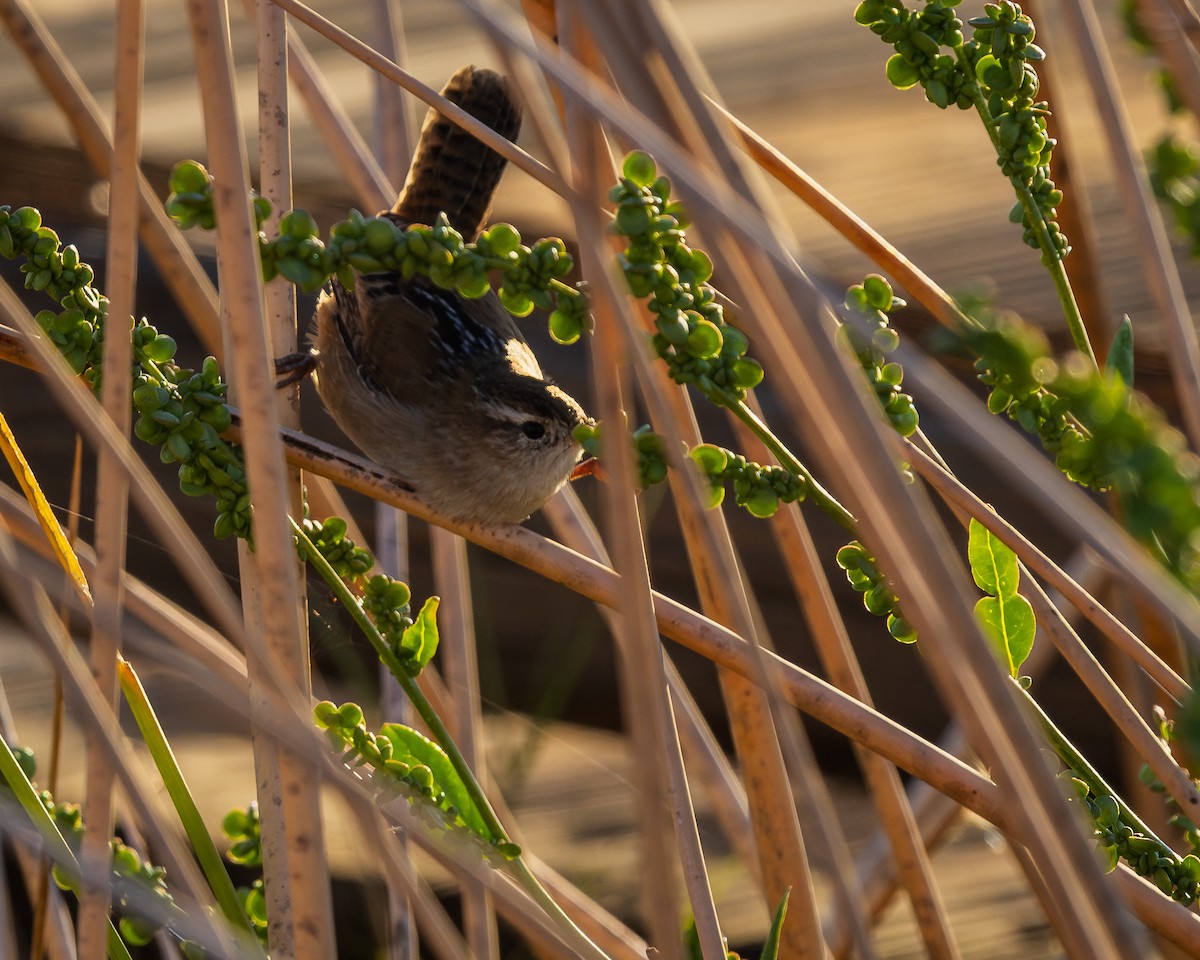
[760,887,791,960]
[380,723,490,839]
[967,517,1018,596]
[885,53,921,89]
[974,594,1036,678]
[1105,315,1134,388]
[398,596,440,673]
[968,518,1035,677]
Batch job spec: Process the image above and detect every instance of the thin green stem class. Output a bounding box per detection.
[290,518,610,960]
[954,49,1096,367]
[728,398,858,533]
[118,658,263,951]
[1022,682,1172,854]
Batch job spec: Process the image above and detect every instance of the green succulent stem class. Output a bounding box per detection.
[954,48,1095,366]
[727,398,858,534]
[1023,687,1166,850]
[290,519,608,960]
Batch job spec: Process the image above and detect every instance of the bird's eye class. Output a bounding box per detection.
[520,421,546,440]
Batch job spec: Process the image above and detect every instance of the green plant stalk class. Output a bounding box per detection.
[117,658,263,951]
[290,518,610,960]
[728,398,859,533]
[1021,680,1173,855]
[954,48,1096,367]
[0,731,135,960]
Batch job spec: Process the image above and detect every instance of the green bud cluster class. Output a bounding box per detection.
[963,315,1097,485]
[165,160,592,344]
[573,421,672,490]
[294,514,374,580]
[293,513,418,656]
[835,540,918,643]
[689,443,807,519]
[133,353,248,541]
[1,747,175,948]
[0,202,257,543]
[841,276,919,437]
[0,205,99,299]
[965,313,1200,594]
[218,804,267,945]
[1067,777,1200,904]
[856,1,1068,264]
[608,152,764,407]
[361,573,414,654]
[573,422,808,519]
[221,802,262,868]
[313,700,489,840]
[855,0,972,109]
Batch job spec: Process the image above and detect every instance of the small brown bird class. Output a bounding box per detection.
[282,66,589,524]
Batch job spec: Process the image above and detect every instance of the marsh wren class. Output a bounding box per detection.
[281,66,590,524]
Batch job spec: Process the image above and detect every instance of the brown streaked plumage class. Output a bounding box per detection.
[287,65,590,524]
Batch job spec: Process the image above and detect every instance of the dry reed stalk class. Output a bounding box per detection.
[747,440,961,960]
[1057,0,1200,449]
[554,14,836,959]
[367,0,414,185]
[583,4,850,953]
[271,0,564,195]
[1163,0,1200,51]
[361,8,419,958]
[283,27,394,210]
[541,487,765,896]
[182,1,334,954]
[430,527,500,960]
[663,686,728,960]
[516,855,648,960]
[554,12,687,956]
[75,0,143,951]
[1137,0,1200,121]
[623,342,850,958]
[0,0,221,343]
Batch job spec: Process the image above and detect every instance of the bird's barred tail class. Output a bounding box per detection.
[392,65,521,239]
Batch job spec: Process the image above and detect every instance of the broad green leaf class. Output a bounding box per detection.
[968,518,1019,597]
[1105,315,1134,388]
[398,596,440,673]
[380,722,489,839]
[974,593,1036,678]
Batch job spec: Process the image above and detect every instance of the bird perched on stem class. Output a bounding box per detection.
[278,65,590,524]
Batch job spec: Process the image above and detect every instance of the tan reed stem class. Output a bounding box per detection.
[555,10,685,955]
[431,527,500,959]
[184,0,334,953]
[76,0,143,951]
